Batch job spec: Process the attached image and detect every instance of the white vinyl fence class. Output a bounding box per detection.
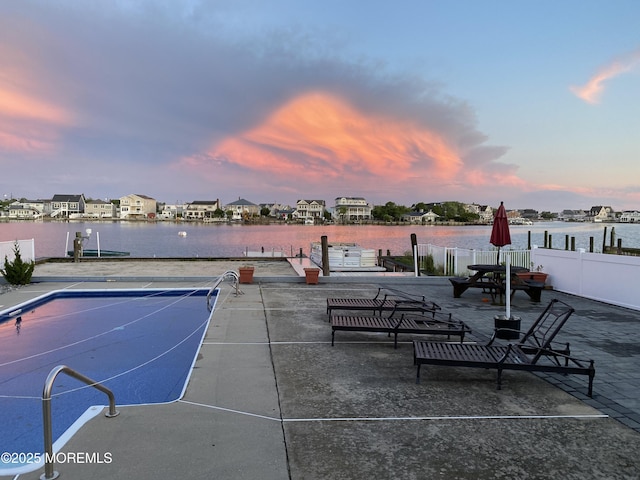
[415,244,531,276]
[0,239,36,263]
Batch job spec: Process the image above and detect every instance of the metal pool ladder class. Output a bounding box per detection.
[41,365,119,480]
[207,270,242,311]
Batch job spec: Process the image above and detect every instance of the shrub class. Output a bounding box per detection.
[1,242,35,285]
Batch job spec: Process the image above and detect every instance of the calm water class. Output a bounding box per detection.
[1,220,638,258]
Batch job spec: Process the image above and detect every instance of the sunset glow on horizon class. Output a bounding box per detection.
[0,2,638,211]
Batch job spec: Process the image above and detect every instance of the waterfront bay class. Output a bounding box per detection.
[1,220,639,259]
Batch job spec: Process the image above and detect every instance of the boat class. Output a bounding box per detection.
[67,249,130,257]
[309,242,385,272]
[178,231,187,237]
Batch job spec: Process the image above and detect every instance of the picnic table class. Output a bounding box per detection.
[449,264,541,303]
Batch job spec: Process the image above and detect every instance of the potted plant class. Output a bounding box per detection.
[238,265,255,284]
[303,267,321,285]
[516,263,548,284]
[1,242,35,286]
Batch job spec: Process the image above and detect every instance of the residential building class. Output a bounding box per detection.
[588,206,614,222]
[85,199,117,218]
[50,194,86,218]
[559,210,587,222]
[159,204,186,220]
[402,210,439,224]
[334,197,372,221]
[619,211,640,223]
[295,199,326,222]
[119,194,157,219]
[183,200,221,221]
[7,199,47,219]
[223,198,260,221]
[520,209,539,220]
[260,203,291,217]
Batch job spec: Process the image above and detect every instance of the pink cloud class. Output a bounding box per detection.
[570,49,640,104]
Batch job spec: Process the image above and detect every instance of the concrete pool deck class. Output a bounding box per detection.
[2,259,640,479]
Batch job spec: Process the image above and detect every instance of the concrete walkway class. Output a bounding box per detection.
[1,260,640,479]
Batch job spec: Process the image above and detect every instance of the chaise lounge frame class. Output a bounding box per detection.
[327,287,440,317]
[331,309,470,349]
[413,299,595,396]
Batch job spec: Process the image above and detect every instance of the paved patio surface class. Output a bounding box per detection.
[1,260,639,479]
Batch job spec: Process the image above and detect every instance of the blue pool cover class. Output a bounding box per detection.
[0,288,216,471]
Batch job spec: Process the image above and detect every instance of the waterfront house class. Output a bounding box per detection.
[7,199,48,219]
[223,198,260,221]
[402,210,439,224]
[50,194,86,218]
[158,203,186,220]
[559,209,587,222]
[295,199,326,222]
[183,200,221,221]
[588,206,614,222]
[619,211,640,223]
[119,194,157,219]
[85,199,117,218]
[334,197,372,221]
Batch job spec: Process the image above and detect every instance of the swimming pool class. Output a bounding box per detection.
[0,287,217,474]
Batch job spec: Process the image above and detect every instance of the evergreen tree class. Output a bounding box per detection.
[1,242,35,285]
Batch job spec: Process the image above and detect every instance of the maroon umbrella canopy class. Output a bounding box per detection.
[490,201,511,263]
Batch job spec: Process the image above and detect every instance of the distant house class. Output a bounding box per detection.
[559,209,587,222]
[334,197,372,221]
[7,199,47,219]
[520,209,539,220]
[50,194,86,218]
[85,199,117,218]
[223,198,260,221]
[295,199,326,222]
[619,211,640,223]
[159,203,185,220]
[183,200,221,221]
[275,207,296,220]
[588,206,614,223]
[402,210,439,224]
[119,194,157,219]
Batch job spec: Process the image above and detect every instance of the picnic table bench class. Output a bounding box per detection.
[449,265,544,303]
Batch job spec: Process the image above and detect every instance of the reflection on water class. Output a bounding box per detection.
[1,220,638,258]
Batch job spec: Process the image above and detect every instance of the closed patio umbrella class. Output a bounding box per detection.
[490,201,511,264]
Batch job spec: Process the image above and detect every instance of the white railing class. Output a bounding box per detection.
[0,239,36,263]
[416,244,531,276]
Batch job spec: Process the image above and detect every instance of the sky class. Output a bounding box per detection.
[1,0,639,212]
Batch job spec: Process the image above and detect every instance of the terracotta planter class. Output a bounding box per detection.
[516,272,548,284]
[239,267,254,284]
[304,267,320,285]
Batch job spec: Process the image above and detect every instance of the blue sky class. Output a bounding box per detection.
[1,0,638,211]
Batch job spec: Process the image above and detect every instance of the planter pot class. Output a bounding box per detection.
[239,267,254,284]
[494,315,521,340]
[516,272,548,284]
[304,267,321,285]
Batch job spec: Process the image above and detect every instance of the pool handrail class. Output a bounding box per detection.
[41,365,119,480]
[207,270,242,311]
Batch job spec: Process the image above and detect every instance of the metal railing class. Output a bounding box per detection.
[41,365,119,480]
[207,270,242,311]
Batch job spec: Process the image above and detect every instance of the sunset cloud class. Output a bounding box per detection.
[208,92,463,186]
[570,48,640,104]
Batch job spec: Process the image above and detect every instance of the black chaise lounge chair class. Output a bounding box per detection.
[331,309,470,349]
[327,287,440,317]
[413,299,595,397]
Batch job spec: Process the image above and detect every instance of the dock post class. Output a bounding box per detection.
[321,235,330,277]
[411,233,419,276]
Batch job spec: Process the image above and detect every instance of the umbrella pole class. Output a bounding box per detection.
[506,253,511,319]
